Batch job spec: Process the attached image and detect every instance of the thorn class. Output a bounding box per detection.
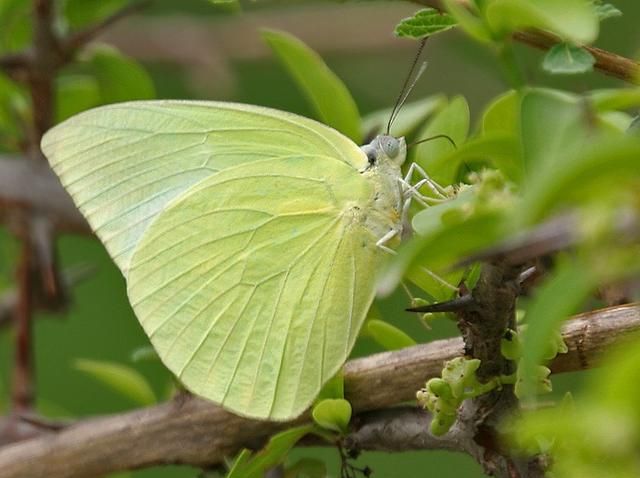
[406,294,475,313]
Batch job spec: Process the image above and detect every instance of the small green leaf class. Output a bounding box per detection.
[83,45,155,103]
[262,29,361,143]
[74,358,156,406]
[482,90,520,135]
[520,88,583,174]
[593,2,622,21]
[518,259,595,400]
[542,43,595,74]
[227,425,314,478]
[312,399,352,434]
[437,134,523,184]
[412,187,475,236]
[227,449,253,477]
[442,0,492,43]
[366,319,416,351]
[130,346,159,363]
[589,88,640,112]
[412,95,469,185]
[395,8,458,39]
[361,95,446,139]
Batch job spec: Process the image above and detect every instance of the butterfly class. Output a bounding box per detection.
[42,100,414,420]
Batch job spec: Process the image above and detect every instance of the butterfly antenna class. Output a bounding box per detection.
[386,37,429,135]
[408,134,457,149]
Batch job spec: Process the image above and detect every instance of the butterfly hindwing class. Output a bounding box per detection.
[127,155,380,420]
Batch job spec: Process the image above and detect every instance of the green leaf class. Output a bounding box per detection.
[227,425,314,478]
[312,399,352,434]
[542,43,595,74]
[412,186,476,236]
[227,449,253,477]
[412,95,469,185]
[64,0,128,29]
[442,0,492,43]
[380,210,508,296]
[518,135,640,224]
[55,75,101,122]
[519,88,583,174]
[482,90,519,135]
[262,29,361,143]
[395,8,458,39]
[588,88,640,112]
[83,45,155,103]
[435,134,523,184]
[518,258,595,400]
[74,358,156,406]
[486,0,599,44]
[361,95,446,139]
[593,1,622,21]
[130,345,159,363]
[366,319,416,351]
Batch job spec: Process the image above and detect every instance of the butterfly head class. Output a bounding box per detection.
[361,135,406,170]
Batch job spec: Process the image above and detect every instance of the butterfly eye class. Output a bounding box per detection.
[381,136,400,159]
[361,144,377,165]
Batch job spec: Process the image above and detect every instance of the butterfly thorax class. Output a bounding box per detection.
[359,135,407,248]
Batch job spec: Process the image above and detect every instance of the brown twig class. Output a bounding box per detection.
[513,29,640,84]
[0,303,637,478]
[0,263,95,330]
[11,235,35,412]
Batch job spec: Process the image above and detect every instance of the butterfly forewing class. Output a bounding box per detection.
[41,101,367,274]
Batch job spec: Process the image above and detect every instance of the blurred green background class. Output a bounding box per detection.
[1,1,638,476]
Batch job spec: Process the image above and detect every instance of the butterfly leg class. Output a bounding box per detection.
[376,228,400,254]
[404,162,449,198]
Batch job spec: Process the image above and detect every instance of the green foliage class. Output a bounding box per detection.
[226,425,314,478]
[74,358,156,406]
[394,8,458,39]
[542,43,596,74]
[312,399,352,434]
[412,95,470,185]
[513,336,640,477]
[262,29,361,142]
[365,319,417,351]
[417,357,498,436]
[361,95,445,139]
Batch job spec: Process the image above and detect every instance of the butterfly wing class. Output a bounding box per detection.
[41,100,366,274]
[127,155,380,420]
